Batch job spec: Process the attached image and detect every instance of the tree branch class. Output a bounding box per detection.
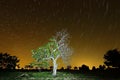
[55,55,60,61]
[43,57,54,61]
[52,43,64,53]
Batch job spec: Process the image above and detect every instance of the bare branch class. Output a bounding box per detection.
[55,55,60,61]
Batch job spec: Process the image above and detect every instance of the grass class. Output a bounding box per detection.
[27,71,91,80]
[0,71,22,80]
[0,70,120,80]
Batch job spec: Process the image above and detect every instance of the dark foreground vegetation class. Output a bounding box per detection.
[0,68,120,80]
[1,49,120,80]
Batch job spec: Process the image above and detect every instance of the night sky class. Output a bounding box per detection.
[0,0,120,69]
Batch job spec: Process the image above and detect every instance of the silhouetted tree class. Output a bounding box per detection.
[16,64,20,69]
[66,65,72,70]
[104,49,120,68]
[25,64,33,70]
[79,64,90,72]
[92,66,96,71]
[0,53,19,69]
[60,67,64,70]
[74,66,78,70]
[98,65,106,70]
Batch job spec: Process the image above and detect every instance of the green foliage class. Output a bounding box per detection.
[31,37,60,68]
[30,61,49,68]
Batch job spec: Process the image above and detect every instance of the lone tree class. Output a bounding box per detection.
[104,49,120,68]
[0,53,20,69]
[32,30,73,76]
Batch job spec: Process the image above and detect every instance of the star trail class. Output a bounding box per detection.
[0,0,120,69]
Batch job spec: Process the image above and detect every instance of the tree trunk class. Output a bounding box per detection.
[52,59,57,76]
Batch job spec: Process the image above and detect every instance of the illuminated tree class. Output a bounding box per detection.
[32,30,73,76]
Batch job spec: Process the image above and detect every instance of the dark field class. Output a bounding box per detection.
[0,69,120,80]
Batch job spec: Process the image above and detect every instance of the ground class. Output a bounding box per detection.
[0,70,120,80]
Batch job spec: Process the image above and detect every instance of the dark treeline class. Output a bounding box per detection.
[0,53,19,70]
[1,65,120,78]
[1,49,120,73]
